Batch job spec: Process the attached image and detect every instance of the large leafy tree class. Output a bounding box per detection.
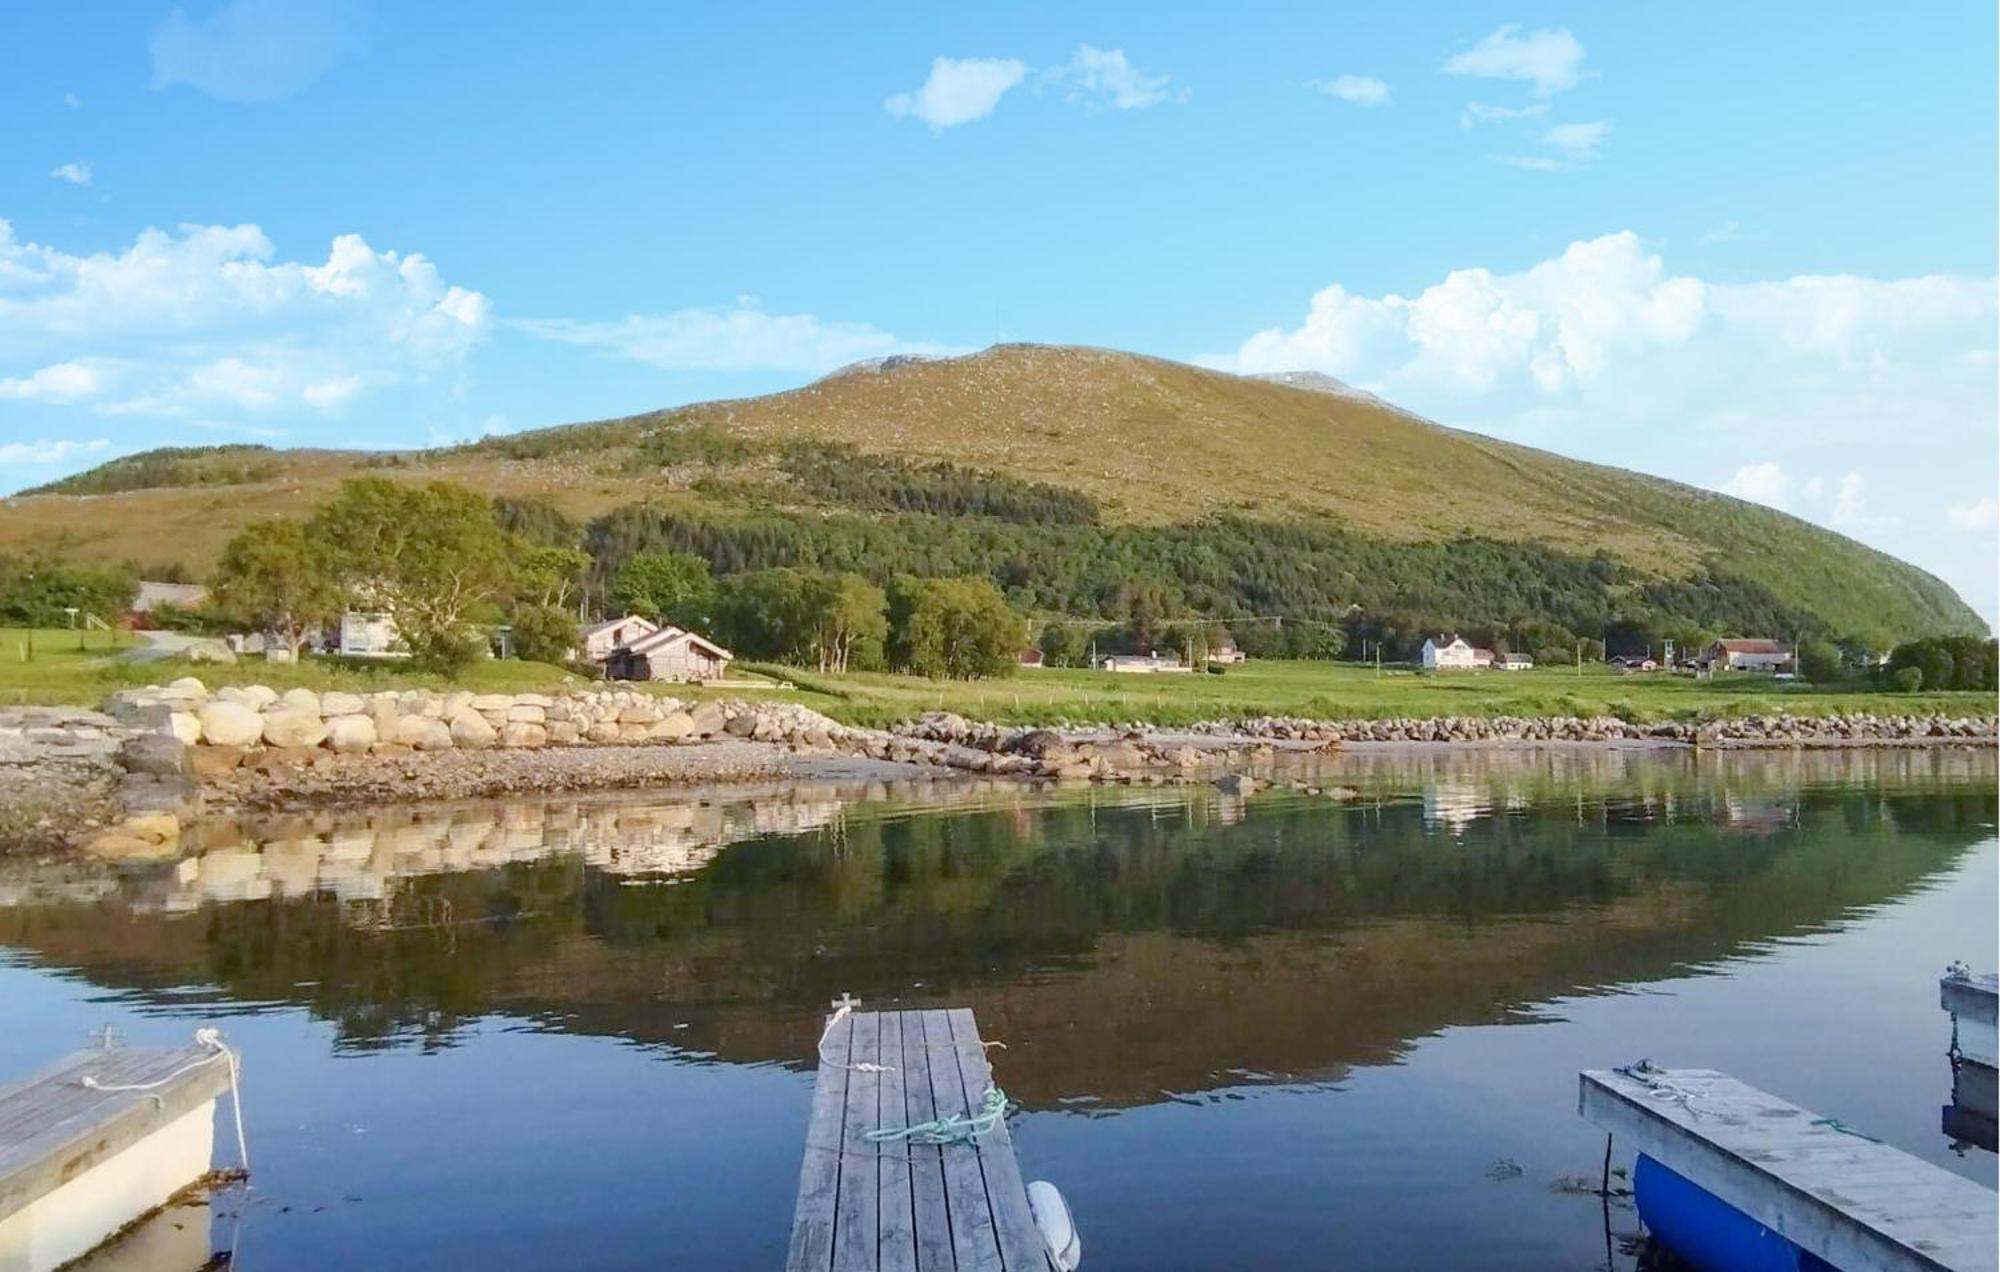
[613,551,716,627]
[888,575,1021,680]
[210,519,344,654]
[807,573,887,673]
[310,478,513,673]
[513,543,591,611]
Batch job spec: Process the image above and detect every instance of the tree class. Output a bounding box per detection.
[0,554,137,627]
[1039,622,1092,668]
[513,543,590,611]
[714,569,822,663]
[310,478,513,675]
[613,551,715,626]
[1797,638,1842,685]
[807,573,888,673]
[510,603,579,665]
[1892,666,1923,693]
[1887,639,1955,695]
[210,520,344,655]
[889,576,1021,679]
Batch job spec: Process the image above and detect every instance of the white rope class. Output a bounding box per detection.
[817,1004,896,1073]
[80,1027,250,1172]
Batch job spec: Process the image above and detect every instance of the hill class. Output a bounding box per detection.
[1,344,1983,645]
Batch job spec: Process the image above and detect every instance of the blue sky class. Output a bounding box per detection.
[3,2,1996,620]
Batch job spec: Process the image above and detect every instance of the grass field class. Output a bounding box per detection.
[3,629,1988,726]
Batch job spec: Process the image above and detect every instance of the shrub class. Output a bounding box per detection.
[1892,666,1923,693]
[511,605,579,665]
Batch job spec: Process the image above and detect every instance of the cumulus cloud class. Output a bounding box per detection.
[50,161,92,187]
[0,361,104,403]
[1460,101,1548,128]
[1722,462,1794,510]
[1314,75,1390,106]
[513,305,965,376]
[1047,46,1180,110]
[1498,119,1610,170]
[1444,26,1586,96]
[0,438,110,465]
[0,219,488,420]
[1948,497,1998,532]
[885,57,1028,131]
[1203,230,1997,615]
[151,0,364,102]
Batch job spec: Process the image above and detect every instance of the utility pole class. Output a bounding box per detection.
[1576,638,1583,677]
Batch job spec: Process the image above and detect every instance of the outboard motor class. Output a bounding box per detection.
[1026,1180,1081,1270]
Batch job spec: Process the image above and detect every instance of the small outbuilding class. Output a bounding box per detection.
[1495,651,1533,671]
[1704,639,1792,673]
[606,626,734,682]
[1096,652,1193,674]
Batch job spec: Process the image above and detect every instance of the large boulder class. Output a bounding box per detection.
[165,711,203,746]
[500,721,547,749]
[325,715,378,753]
[319,691,368,717]
[197,701,264,747]
[650,712,695,741]
[413,719,456,751]
[688,702,725,737]
[122,733,191,778]
[262,708,328,749]
[277,688,321,714]
[449,710,497,749]
[470,694,515,713]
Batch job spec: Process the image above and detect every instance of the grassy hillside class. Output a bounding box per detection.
[0,344,1981,642]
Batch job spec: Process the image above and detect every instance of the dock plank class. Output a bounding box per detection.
[831,1011,881,1272]
[784,1012,852,1272]
[1582,1067,1997,1272]
[948,1009,1049,1272]
[902,1012,955,1272]
[876,1014,916,1272]
[926,1009,1003,1272]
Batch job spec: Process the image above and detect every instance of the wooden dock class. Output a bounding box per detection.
[786,1005,1053,1272]
[1582,1066,1997,1272]
[0,1040,233,1272]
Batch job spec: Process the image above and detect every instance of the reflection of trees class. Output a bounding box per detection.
[0,756,1990,1104]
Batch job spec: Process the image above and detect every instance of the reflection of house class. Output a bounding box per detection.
[1421,635,1492,671]
[606,627,733,682]
[1704,639,1791,673]
[578,614,659,663]
[339,611,405,658]
[1423,781,1492,833]
[1096,653,1192,674]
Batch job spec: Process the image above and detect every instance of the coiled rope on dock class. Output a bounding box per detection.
[78,1027,251,1172]
[865,1085,1013,1145]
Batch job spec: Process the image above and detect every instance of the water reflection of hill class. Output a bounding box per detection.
[0,749,1991,1109]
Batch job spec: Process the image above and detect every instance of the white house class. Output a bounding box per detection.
[606,626,734,682]
[1096,653,1193,674]
[1495,651,1533,671]
[338,611,405,658]
[1704,639,1792,673]
[1207,638,1246,666]
[577,614,659,663]
[1420,635,1492,671]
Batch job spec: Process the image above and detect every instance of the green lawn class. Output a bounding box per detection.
[2,628,1988,726]
[751,659,1996,729]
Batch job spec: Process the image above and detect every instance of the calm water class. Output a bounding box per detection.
[1,748,1994,1270]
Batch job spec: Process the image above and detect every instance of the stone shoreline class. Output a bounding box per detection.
[3,680,1993,857]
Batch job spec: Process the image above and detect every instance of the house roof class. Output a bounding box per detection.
[621,625,733,660]
[1716,639,1788,654]
[581,614,657,640]
[1468,648,1496,662]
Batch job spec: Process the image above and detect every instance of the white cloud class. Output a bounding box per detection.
[1444,26,1586,96]
[885,57,1028,131]
[1314,75,1390,106]
[1697,220,1770,247]
[1204,231,1998,619]
[0,438,110,465]
[1947,497,1998,532]
[1722,462,1794,510]
[150,0,363,102]
[1460,101,1548,128]
[1048,46,1180,110]
[0,361,104,403]
[513,305,965,376]
[1498,119,1611,171]
[0,219,488,421]
[50,161,92,187]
